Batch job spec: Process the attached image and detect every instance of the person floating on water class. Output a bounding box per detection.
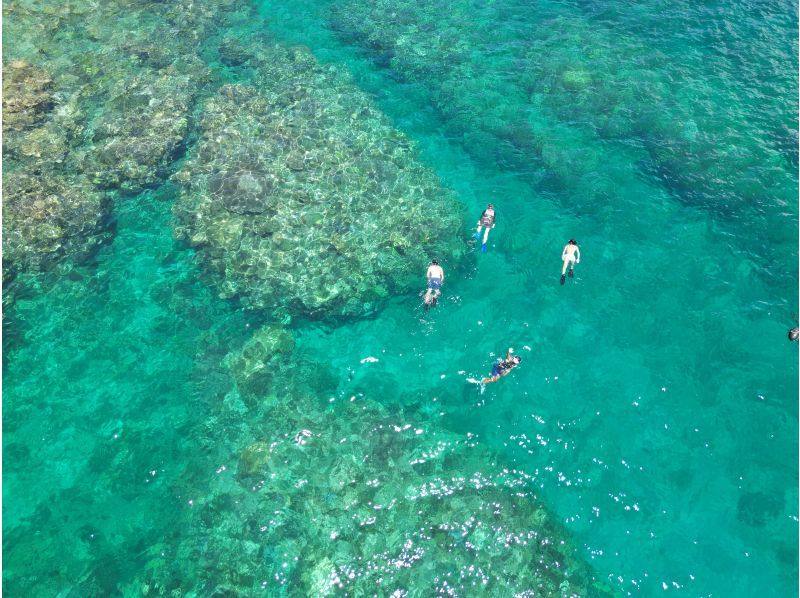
[480,347,522,386]
[473,203,495,253]
[789,327,799,342]
[560,239,580,285]
[424,259,444,311]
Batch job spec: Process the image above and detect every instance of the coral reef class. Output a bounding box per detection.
[330,0,797,247]
[2,60,55,133]
[228,324,295,400]
[3,0,468,315]
[1,0,240,288]
[173,43,467,319]
[81,65,205,193]
[2,169,111,283]
[122,332,614,596]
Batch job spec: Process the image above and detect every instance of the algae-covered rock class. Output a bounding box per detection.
[16,125,70,163]
[1,0,246,302]
[173,45,467,319]
[229,325,295,398]
[218,36,258,66]
[329,0,797,269]
[561,69,591,92]
[126,344,615,596]
[2,60,55,133]
[82,66,203,193]
[237,441,272,479]
[303,557,338,596]
[2,169,111,282]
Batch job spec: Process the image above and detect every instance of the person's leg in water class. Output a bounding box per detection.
[473,224,483,240]
[481,226,490,253]
[425,278,441,311]
[431,289,440,307]
[561,256,574,285]
[480,363,503,385]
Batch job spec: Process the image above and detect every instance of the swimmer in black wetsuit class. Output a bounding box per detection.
[480,347,522,385]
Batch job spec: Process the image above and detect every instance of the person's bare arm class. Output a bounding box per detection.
[576,246,581,263]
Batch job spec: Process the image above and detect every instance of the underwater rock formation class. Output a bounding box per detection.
[2,169,111,283]
[218,35,259,67]
[330,0,797,235]
[123,337,614,597]
[81,65,205,193]
[173,44,467,319]
[1,0,241,289]
[2,60,54,133]
[229,324,295,400]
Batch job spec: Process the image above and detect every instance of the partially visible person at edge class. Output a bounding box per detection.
[424,259,444,310]
[481,347,522,385]
[473,203,495,253]
[561,239,580,285]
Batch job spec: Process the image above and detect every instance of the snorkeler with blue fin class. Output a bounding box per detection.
[473,203,495,253]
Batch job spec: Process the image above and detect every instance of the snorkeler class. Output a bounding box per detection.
[424,259,444,311]
[560,239,580,285]
[473,203,496,253]
[789,327,799,342]
[480,347,522,385]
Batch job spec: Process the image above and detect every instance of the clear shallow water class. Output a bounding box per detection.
[3,0,798,595]
[258,0,798,592]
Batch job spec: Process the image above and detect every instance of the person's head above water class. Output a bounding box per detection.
[430,259,439,265]
[512,355,522,364]
[488,203,494,209]
[568,239,577,245]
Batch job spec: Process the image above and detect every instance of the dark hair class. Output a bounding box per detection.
[569,239,577,245]
[488,203,494,208]
[431,259,439,265]
[513,356,522,363]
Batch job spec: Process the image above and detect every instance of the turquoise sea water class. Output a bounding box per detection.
[3,0,797,596]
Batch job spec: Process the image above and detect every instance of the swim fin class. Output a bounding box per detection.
[473,232,481,240]
[560,274,566,285]
[568,269,573,278]
[481,243,487,253]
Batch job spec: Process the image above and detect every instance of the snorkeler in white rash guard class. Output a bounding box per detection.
[424,259,444,311]
[560,239,580,285]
